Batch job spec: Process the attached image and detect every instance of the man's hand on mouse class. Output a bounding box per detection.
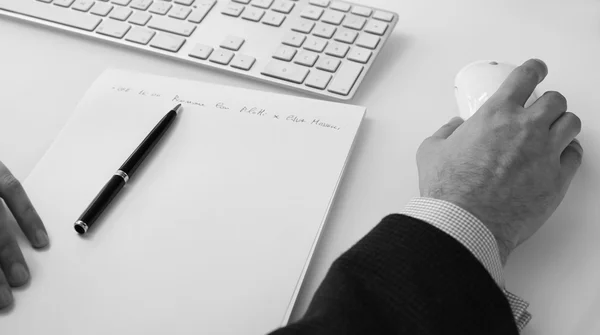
[0,162,48,309]
[416,58,582,265]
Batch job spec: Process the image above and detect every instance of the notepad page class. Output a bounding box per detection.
[4,69,365,335]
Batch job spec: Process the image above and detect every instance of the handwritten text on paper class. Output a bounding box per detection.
[110,86,341,131]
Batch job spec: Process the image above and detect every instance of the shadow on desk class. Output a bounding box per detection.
[352,33,412,103]
[288,116,374,322]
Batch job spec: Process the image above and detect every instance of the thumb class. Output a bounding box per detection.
[560,139,583,185]
[432,117,464,139]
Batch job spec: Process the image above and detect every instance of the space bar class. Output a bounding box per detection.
[0,0,102,31]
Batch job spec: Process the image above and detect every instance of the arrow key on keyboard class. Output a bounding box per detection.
[209,49,235,65]
[262,60,310,84]
[231,54,256,70]
[189,44,214,60]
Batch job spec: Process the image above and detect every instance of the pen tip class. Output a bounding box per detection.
[173,104,182,114]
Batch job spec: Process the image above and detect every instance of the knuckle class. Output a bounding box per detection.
[417,137,436,157]
[417,137,432,154]
[0,173,21,193]
[0,234,18,259]
[482,98,507,115]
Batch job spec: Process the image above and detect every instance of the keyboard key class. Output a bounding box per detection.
[355,33,379,49]
[96,19,131,38]
[110,7,133,20]
[241,7,265,21]
[364,20,388,35]
[262,12,285,26]
[321,10,345,25]
[347,46,372,63]
[303,36,327,52]
[342,15,366,30]
[300,6,323,20]
[373,10,394,22]
[313,23,336,39]
[294,50,319,67]
[148,1,172,14]
[197,0,217,9]
[273,45,297,61]
[329,1,350,12]
[53,0,74,7]
[308,0,329,7]
[351,5,371,17]
[315,56,340,72]
[90,2,114,16]
[174,0,195,5]
[332,28,356,43]
[271,0,294,14]
[189,44,214,59]
[111,0,131,6]
[149,32,186,52]
[231,54,256,70]
[324,41,349,58]
[220,36,245,51]
[148,15,196,36]
[188,0,215,23]
[0,0,101,30]
[209,49,235,65]
[71,0,95,12]
[37,0,53,3]
[282,31,306,47]
[130,0,153,10]
[291,19,315,34]
[305,70,332,90]
[232,0,251,3]
[251,0,273,9]
[169,6,192,20]
[221,3,244,17]
[129,11,152,25]
[125,26,155,44]
[328,61,363,95]
[168,5,191,19]
[261,60,310,84]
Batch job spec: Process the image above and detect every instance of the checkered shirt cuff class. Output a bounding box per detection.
[400,197,532,331]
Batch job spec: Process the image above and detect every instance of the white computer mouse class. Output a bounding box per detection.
[454,60,540,119]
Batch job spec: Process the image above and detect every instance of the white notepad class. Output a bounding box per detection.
[3,69,365,334]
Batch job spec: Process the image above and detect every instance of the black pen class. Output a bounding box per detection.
[74,104,182,234]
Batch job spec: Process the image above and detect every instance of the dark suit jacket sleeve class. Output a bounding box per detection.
[269,214,519,335]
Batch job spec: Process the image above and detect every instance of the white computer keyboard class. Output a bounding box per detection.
[0,0,397,100]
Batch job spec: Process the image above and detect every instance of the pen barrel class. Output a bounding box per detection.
[75,175,126,233]
[119,110,177,177]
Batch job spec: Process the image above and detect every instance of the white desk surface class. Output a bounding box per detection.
[1,0,599,334]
